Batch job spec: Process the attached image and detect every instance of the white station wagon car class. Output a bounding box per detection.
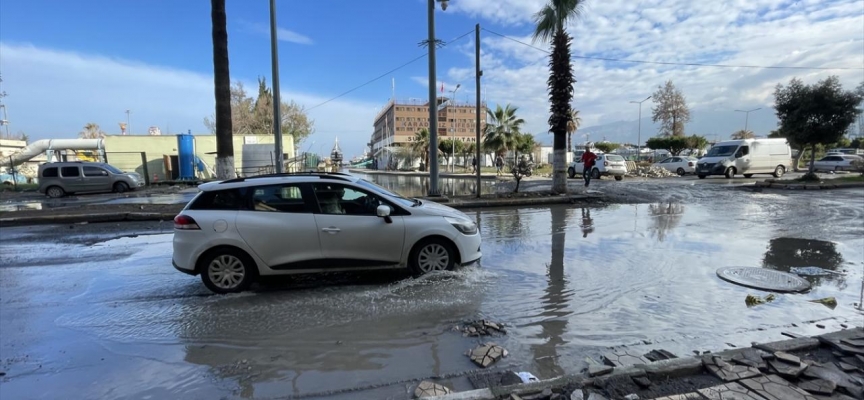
[173,172,482,293]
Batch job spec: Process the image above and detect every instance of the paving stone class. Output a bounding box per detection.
[644,349,677,362]
[775,351,802,365]
[697,382,763,399]
[467,342,508,368]
[602,350,651,367]
[820,337,864,356]
[840,338,864,348]
[650,394,702,400]
[801,365,864,399]
[632,376,652,388]
[769,359,808,379]
[729,348,769,371]
[705,356,762,382]
[836,362,858,372]
[738,374,819,400]
[798,378,836,395]
[414,380,452,398]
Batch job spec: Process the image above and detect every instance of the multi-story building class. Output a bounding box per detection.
[370,97,486,169]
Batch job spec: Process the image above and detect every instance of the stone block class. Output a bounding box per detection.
[753,337,820,353]
[643,357,704,380]
[769,359,808,379]
[697,382,762,400]
[602,350,651,367]
[797,378,836,395]
[588,365,613,377]
[738,374,818,400]
[414,380,452,398]
[705,356,761,382]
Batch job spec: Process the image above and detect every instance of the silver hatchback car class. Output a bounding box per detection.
[38,162,144,198]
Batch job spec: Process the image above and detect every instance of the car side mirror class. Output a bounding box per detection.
[376,205,393,223]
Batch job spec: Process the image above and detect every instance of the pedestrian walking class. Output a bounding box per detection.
[580,146,598,188]
[471,156,477,174]
[495,155,504,176]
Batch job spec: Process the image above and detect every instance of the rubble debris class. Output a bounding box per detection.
[458,320,507,337]
[745,293,776,307]
[414,380,451,398]
[467,342,508,368]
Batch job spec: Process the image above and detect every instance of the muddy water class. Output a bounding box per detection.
[1,187,862,399]
[352,172,499,197]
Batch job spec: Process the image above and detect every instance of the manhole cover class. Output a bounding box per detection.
[716,267,811,293]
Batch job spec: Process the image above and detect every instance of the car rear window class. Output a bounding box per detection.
[606,155,624,161]
[60,166,80,177]
[189,188,249,210]
[42,167,58,177]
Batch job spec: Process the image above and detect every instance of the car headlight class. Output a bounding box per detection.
[445,217,478,235]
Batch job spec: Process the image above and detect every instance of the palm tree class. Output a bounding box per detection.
[484,104,525,164]
[731,129,755,140]
[533,0,586,194]
[566,109,581,153]
[412,128,431,170]
[79,123,105,139]
[211,0,235,179]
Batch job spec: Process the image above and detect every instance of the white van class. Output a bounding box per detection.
[696,138,792,179]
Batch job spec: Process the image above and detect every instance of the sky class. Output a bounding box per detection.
[1,0,862,159]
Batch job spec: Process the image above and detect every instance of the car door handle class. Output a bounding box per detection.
[322,227,341,234]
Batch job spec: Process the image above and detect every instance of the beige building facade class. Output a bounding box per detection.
[371,98,487,167]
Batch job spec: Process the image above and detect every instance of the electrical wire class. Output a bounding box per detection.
[307,29,476,111]
[482,28,864,71]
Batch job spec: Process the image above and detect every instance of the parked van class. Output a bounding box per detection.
[696,138,792,179]
[38,162,144,198]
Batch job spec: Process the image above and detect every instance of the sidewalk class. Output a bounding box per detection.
[0,192,603,227]
[422,326,864,400]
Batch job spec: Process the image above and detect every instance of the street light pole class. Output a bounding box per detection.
[426,0,447,196]
[449,83,461,172]
[125,110,131,135]
[734,108,761,132]
[629,96,651,161]
[269,0,284,173]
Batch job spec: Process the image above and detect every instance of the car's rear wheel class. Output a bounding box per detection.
[772,165,785,178]
[200,248,256,294]
[113,182,129,193]
[46,186,65,198]
[676,168,686,176]
[568,168,576,179]
[409,238,456,276]
[591,168,601,179]
[614,175,623,181]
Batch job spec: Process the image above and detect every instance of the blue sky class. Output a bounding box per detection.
[1,0,862,158]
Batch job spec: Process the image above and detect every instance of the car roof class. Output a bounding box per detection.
[198,172,360,191]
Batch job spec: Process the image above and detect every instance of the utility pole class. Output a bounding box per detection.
[426,0,446,196]
[125,110,131,135]
[735,108,761,132]
[630,96,651,160]
[474,23,482,198]
[269,0,284,173]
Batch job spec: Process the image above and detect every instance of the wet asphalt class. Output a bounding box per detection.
[1,180,863,400]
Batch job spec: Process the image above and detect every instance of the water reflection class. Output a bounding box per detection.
[354,173,496,198]
[648,202,685,242]
[762,237,847,289]
[580,208,595,238]
[529,205,572,378]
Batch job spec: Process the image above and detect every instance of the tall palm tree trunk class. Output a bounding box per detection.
[212,0,235,179]
[549,31,574,194]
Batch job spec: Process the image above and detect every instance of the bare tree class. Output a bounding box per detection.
[651,80,690,137]
[79,123,105,139]
[211,0,235,179]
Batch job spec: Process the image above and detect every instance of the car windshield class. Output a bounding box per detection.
[354,178,414,207]
[103,165,123,174]
[606,155,624,161]
[706,145,738,157]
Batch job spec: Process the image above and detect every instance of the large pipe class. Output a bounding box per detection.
[6,139,104,168]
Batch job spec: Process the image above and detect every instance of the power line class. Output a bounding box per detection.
[482,28,864,71]
[307,29,476,111]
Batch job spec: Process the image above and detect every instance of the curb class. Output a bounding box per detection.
[423,327,862,400]
[753,180,864,190]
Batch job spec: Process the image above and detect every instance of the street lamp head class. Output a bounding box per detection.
[438,0,448,10]
[455,83,461,89]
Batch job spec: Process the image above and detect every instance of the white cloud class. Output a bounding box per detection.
[241,21,313,45]
[0,42,378,158]
[445,0,864,142]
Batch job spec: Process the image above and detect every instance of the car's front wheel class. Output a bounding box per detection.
[676,168,686,176]
[113,182,129,193]
[591,168,601,179]
[200,248,256,294]
[409,238,456,276]
[46,186,65,198]
[772,165,785,178]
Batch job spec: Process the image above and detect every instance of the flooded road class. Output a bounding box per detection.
[1,185,863,399]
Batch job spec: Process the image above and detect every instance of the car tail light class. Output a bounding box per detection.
[174,215,200,230]
[688,162,694,166]
[604,161,609,166]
